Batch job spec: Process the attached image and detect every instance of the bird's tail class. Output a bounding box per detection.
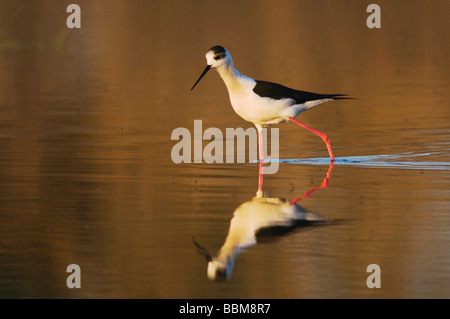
[326,94,355,100]
[301,94,354,112]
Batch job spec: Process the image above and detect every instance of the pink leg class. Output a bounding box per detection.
[289,117,335,162]
[258,128,264,191]
[290,161,334,205]
[258,127,264,164]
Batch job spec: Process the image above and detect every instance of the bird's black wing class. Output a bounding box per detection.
[253,80,349,104]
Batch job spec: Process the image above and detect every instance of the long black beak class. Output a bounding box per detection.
[192,236,212,262]
[191,65,212,91]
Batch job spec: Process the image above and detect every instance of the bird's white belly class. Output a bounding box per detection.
[229,92,300,125]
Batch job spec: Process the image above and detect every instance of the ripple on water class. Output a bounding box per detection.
[274,152,450,171]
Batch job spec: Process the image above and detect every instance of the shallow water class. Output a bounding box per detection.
[0,0,449,298]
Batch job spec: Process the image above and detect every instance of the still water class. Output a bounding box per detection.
[0,1,449,298]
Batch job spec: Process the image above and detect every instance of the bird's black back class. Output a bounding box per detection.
[253,80,349,104]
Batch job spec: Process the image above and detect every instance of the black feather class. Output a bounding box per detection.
[253,80,351,104]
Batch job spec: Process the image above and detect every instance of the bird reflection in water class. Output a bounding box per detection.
[193,162,335,280]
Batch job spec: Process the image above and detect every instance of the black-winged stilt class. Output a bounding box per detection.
[191,45,351,180]
[193,161,334,280]
[193,199,328,280]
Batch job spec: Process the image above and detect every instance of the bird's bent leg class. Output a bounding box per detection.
[289,117,335,161]
[290,161,334,205]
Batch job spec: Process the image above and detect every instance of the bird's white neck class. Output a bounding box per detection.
[216,63,253,94]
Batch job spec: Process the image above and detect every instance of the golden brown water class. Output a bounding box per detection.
[0,0,449,298]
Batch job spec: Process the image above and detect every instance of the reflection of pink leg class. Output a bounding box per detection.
[258,164,263,191]
[290,161,334,205]
[258,128,264,191]
[289,117,335,162]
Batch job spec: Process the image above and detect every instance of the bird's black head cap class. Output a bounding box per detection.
[209,45,227,60]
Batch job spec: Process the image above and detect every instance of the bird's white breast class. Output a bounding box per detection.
[216,64,304,125]
[229,89,300,126]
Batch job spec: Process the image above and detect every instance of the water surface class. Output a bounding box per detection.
[0,0,449,298]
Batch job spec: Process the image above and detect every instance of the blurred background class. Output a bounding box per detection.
[0,0,448,298]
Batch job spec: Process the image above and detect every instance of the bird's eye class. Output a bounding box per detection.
[214,55,222,60]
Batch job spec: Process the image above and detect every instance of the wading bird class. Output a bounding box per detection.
[191,46,350,187]
[193,161,335,280]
